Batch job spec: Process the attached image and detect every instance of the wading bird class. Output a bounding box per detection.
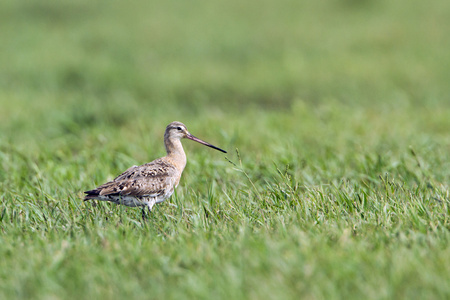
[84,121,226,219]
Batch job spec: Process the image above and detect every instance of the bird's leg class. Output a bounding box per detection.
[141,207,150,223]
[142,207,145,222]
[141,199,155,222]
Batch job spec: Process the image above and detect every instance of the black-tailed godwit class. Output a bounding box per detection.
[84,121,226,218]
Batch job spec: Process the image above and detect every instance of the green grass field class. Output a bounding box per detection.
[1,0,449,299]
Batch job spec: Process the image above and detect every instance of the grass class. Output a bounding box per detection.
[1,0,449,299]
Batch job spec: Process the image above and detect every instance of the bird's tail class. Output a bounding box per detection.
[83,189,100,201]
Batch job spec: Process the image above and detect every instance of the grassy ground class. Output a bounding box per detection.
[1,0,449,299]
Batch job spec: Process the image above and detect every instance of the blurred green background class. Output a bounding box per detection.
[1,0,449,299]
[2,0,449,127]
[1,0,449,185]
[1,0,449,167]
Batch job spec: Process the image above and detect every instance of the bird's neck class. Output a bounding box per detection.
[164,137,187,172]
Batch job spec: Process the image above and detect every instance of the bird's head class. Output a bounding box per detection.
[165,121,226,153]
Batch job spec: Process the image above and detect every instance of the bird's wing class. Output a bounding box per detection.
[85,159,178,198]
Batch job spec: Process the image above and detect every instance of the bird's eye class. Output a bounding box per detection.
[176,127,182,131]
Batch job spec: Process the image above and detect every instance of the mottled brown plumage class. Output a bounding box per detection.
[84,121,226,217]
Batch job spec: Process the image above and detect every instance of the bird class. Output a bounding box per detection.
[83,121,226,219]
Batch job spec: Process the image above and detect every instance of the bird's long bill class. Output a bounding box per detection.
[187,134,227,153]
